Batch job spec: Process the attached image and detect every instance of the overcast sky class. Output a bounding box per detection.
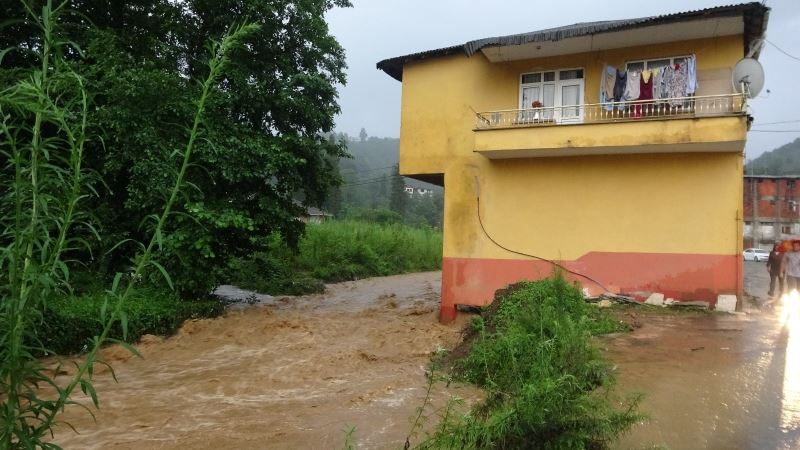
[327,0,800,159]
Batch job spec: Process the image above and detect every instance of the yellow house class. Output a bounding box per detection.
[377,3,770,321]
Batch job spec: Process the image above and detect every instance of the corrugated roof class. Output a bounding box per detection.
[377,2,769,81]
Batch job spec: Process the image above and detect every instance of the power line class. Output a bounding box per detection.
[341,175,403,188]
[749,129,800,133]
[766,39,800,62]
[753,120,800,126]
[338,165,395,176]
[341,174,399,186]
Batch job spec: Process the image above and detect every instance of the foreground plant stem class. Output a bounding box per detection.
[35,23,259,438]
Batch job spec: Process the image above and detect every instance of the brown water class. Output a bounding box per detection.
[49,262,800,449]
[611,262,800,450]
[50,272,477,449]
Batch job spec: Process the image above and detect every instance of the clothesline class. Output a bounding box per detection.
[600,55,698,112]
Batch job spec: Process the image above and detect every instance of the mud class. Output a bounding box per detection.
[51,272,477,449]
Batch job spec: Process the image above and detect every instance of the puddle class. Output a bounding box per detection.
[612,262,800,450]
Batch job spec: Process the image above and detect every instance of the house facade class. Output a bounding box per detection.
[378,3,769,321]
[744,176,800,248]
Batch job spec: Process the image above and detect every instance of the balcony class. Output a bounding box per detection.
[473,93,748,158]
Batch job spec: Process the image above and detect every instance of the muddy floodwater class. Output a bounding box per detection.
[612,262,800,450]
[50,262,800,449]
[52,272,477,449]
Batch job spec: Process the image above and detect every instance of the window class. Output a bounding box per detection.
[782,225,792,235]
[519,68,584,123]
[625,55,690,72]
[761,222,775,237]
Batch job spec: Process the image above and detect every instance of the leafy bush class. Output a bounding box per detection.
[225,233,325,295]
[38,289,223,355]
[419,277,640,450]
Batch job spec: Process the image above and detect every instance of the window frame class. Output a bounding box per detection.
[624,55,692,72]
[519,67,585,123]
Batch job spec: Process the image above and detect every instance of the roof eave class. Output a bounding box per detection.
[376,2,770,82]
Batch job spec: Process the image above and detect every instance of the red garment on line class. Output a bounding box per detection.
[639,73,653,101]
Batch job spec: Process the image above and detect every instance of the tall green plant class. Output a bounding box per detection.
[0,1,258,446]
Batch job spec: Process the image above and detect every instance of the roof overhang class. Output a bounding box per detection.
[377,2,769,82]
[480,16,744,62]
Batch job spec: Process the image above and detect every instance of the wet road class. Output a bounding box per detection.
[612,261,800,450]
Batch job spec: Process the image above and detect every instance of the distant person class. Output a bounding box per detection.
[783,240,800,294]
[767,243,785,297]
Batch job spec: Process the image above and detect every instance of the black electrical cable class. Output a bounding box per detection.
[476,195,612,294]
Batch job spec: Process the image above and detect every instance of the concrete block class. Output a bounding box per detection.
[716,295,738,313]
[645,293,665,306]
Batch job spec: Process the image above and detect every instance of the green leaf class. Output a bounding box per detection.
[149,260,174,290]
[119,309,128,341]
[79,379,99,407]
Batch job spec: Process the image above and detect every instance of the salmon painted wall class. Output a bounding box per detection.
[397,34,747,320]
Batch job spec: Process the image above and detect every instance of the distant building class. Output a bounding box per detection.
[299,207,333,224]
[744,175,800,248]
[404,185,434,197]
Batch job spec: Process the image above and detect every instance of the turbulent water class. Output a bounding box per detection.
[50,272,476,449]
[48,263,800,449]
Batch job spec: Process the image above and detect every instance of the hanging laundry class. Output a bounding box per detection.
[641,69,652,84]
[651,68,663,100]
[658,65,672,100]
[613,69,627,103]
[666,62,688,106]
[639,70,654,101]
[600,64,617,111]
[624,70,641,101]
[686,55,698,94]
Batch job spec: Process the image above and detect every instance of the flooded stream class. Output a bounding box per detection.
[49,262,800,449]
[51,272,476,449]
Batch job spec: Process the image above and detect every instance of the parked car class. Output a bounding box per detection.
[743,248,770,262]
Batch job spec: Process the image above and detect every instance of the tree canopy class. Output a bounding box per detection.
[0,0,352,295]
[747,138,800,175]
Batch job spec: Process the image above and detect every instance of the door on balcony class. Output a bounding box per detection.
[520,69,584,124]
[556,69,584,123]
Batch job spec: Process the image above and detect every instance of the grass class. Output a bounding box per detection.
[299,220,442,282]
[229,220,443,294]
[38,288,223,355]
[414,276,642,450]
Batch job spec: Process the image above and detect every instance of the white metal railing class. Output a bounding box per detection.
[474,93,746,130]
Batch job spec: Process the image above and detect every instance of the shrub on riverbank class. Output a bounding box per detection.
[229,220,443,294]
[417,277,640,450]
[39,289,223,355]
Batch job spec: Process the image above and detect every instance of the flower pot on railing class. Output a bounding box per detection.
[531,101,543,121]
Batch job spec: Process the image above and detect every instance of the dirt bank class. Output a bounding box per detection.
[51,272,476,449]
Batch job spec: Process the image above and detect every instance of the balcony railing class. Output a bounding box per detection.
[474,93,747,130]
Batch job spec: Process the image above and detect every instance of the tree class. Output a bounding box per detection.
[359,127,368,142]
[0,0,353,296]
[389,164,408,217]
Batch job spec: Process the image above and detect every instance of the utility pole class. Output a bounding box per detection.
[750,162,760,248]
[776,178,782,243]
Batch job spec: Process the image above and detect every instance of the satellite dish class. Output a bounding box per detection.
[732,58,765,98]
